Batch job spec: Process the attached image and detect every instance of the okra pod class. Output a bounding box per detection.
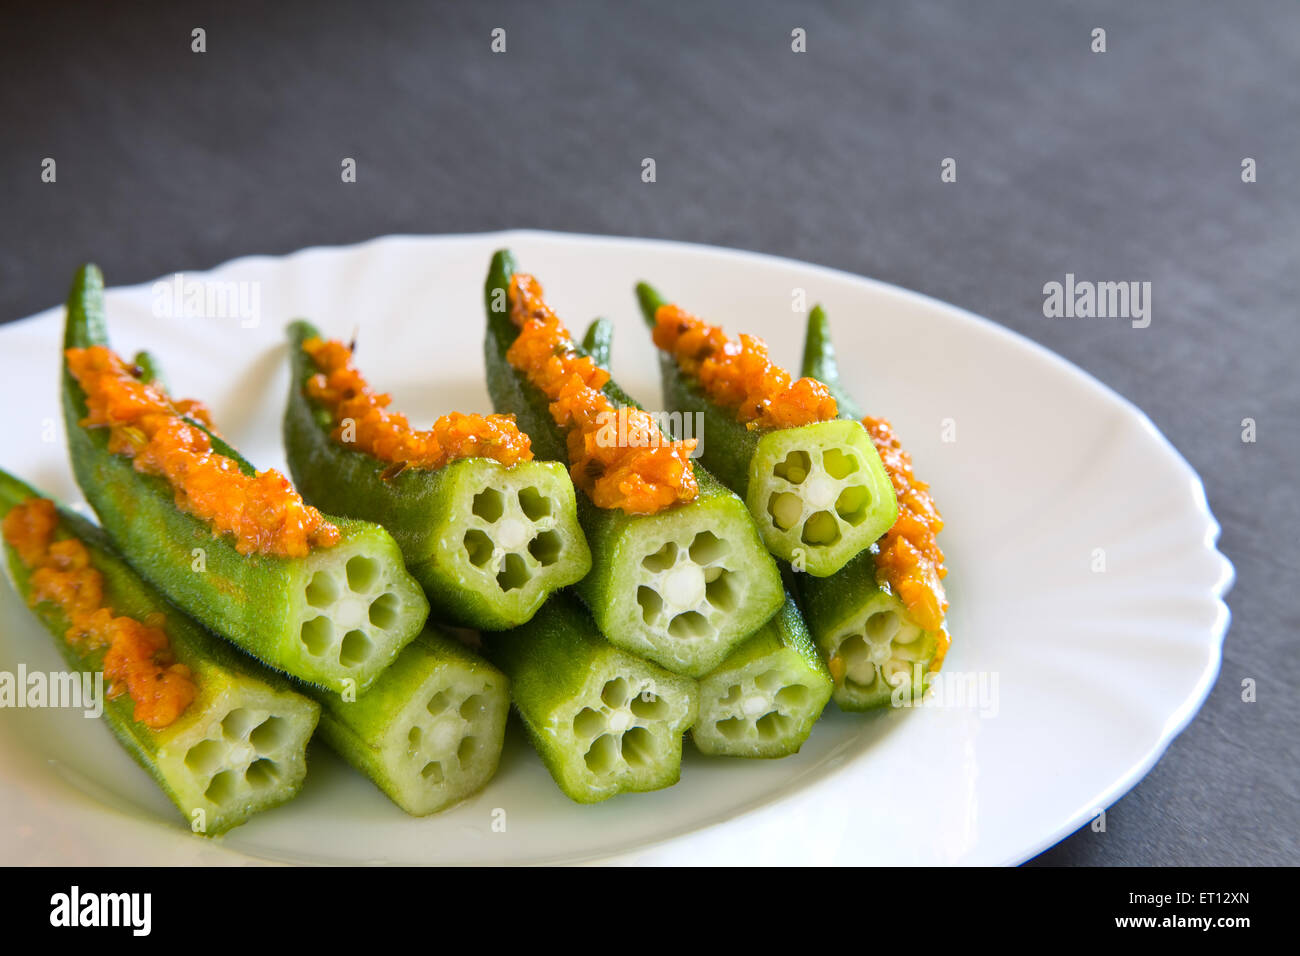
[283,319,591,631]
[692,595,832,757]
[484,251,784,677]
[795,550,940,710]
[636,282,897,577]
[0,469,320,836]
[795,307,949,711]
[487,593,698,803]
[305,628,509,815]
[62,265,429,695]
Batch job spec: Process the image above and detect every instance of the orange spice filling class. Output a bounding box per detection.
[66,345,339,558]
[2,498,197,728]
[653,304,838,429]
[302,337,533,472]
[863,416,951,669]
[507,274,699,515]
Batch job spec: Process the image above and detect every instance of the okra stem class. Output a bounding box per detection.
[0,469,320,836]
[801,305,863,420]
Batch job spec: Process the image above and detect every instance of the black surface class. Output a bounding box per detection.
[1,1,1296,865]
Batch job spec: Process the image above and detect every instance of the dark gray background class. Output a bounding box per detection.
[1,1,1295,865]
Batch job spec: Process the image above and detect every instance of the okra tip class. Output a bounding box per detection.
[634,281,666,327]
[286,318,321,345]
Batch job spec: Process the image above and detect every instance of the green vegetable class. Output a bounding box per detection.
[62,265,429,696]
[484,250,784,677]
[283,319,591,631]
[636,283,897,577]
[795,306,941,711]
[692,595,832,757]
[305,628,509,815]
[0,469,320,836]
[487,593,698,803]
[581,317,614,370]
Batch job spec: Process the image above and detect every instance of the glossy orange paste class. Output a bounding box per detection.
[653,304,838,429]
[302,337,533,471]
[863,416,950,668]
[2,498,197,728]
[507,274,698,515]
[66,346,339,558]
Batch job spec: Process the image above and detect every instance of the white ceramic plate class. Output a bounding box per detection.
[0,231,1232,865]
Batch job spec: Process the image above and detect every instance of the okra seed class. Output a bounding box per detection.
[768,492,803,530]
[801,510,841,546]
[821,447,859,480]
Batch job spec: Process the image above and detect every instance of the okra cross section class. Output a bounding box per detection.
[489,595,699,803]
[636,282,898,577]
[0,469,320,836]
[692,596,833,758]
[62,265,429,696]
[797,553,938,711]
[284,320,591,631]
[749,420,897,576]
[587,491,778,675]
[307,629,509,815]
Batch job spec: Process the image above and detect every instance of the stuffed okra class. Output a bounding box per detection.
[692,595,832,758]
[284,320,590,631]
[61,265,429,695]
[636,283,897,577]
[795,307,951,710]
[484,251,783,677]
[0,469,319,835]
[305,627,509,815]
[488,594,698,803]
